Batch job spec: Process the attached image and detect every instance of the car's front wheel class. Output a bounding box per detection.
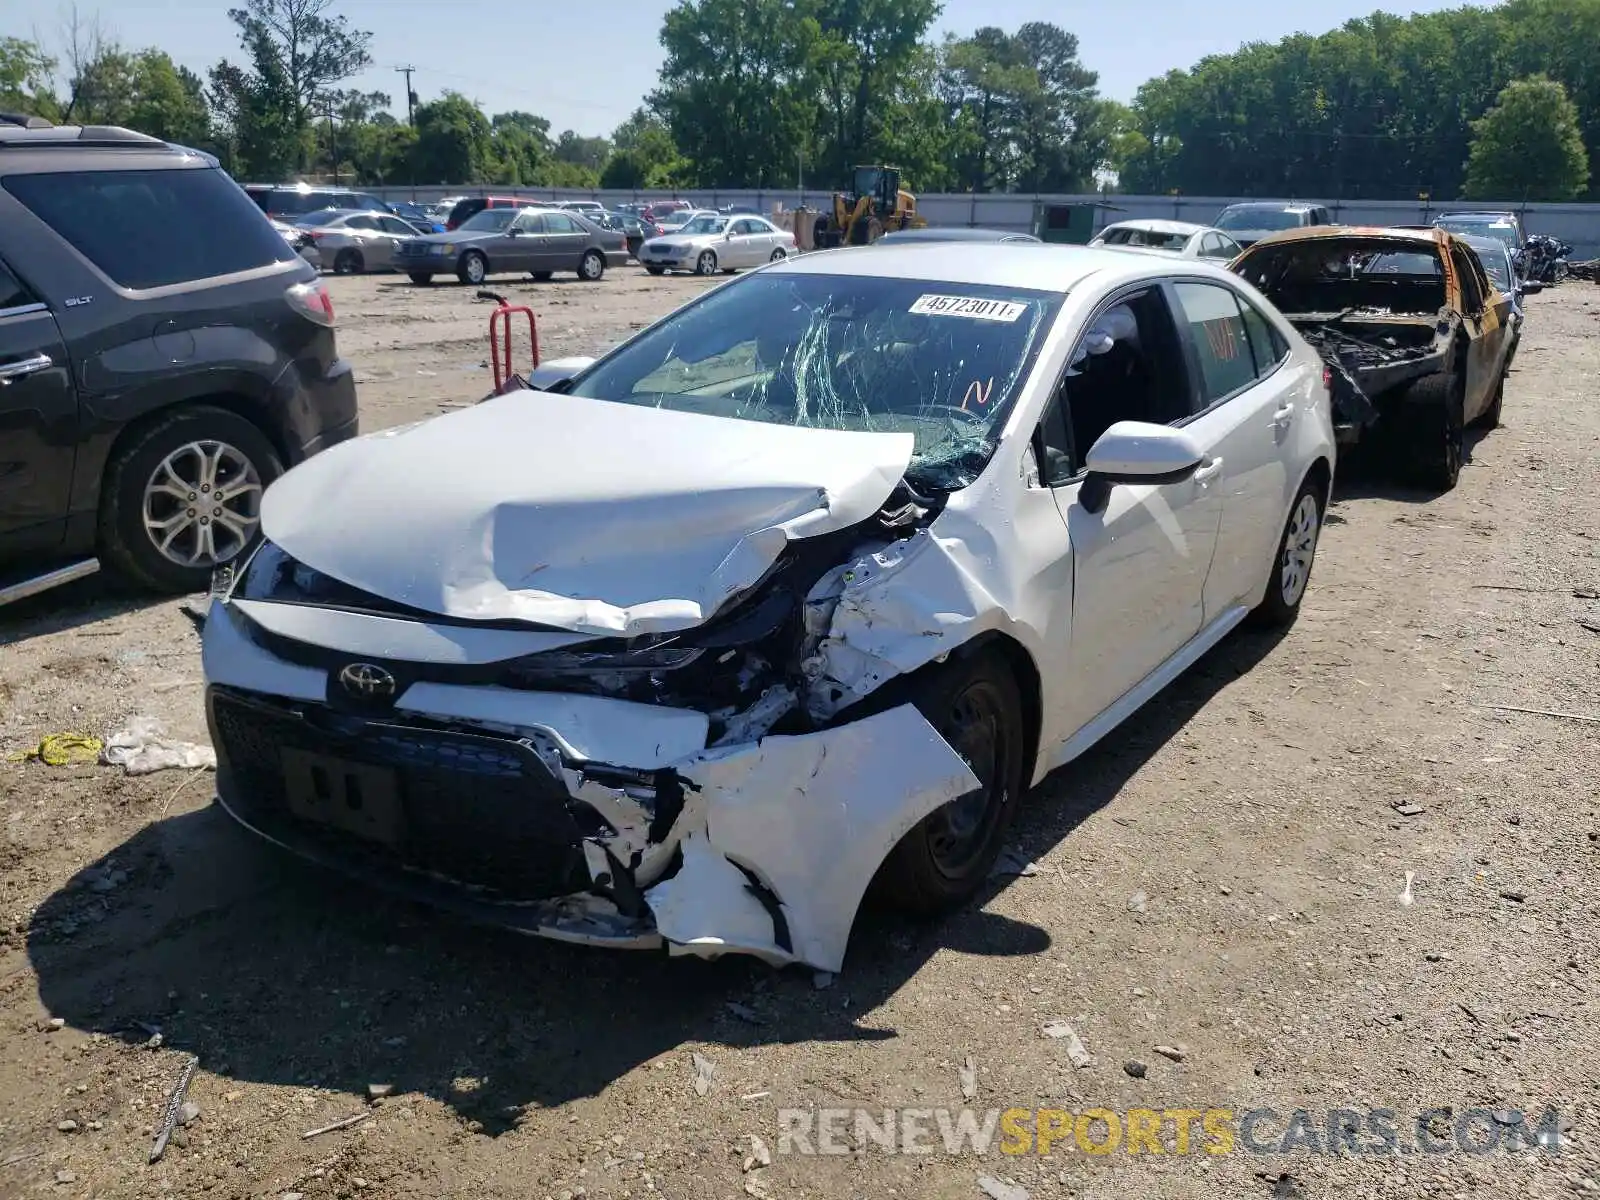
[408,272,434,286]
[695,250,718,275]
[1252,475,1325,627]
[645,265,666,276]
[875,649,1027,914]
[457,251,488,285]
[98,405,283,594]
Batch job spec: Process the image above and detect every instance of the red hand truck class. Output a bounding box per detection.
[479,289,540,391]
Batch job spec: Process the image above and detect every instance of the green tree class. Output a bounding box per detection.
[812,0,939,179]
[220,0,373,173]
[410,91,492,184]
[651,0,823,186]
[127,51,212,144]
[490,111,553,185]
[0,37,58,117]
[1464,75,1589,200]
[603,108,685,187]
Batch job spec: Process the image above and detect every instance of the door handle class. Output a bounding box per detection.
[1192,456,1223,484]
[0,352,52,384]
[1270,402,1295,427]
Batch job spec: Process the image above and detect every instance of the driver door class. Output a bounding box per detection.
[1448,242,1506,422]
[1037,286,1223,741]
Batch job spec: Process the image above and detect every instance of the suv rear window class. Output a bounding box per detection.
[7,167,295,289]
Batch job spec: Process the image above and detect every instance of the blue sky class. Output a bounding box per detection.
[16,0,1471,137]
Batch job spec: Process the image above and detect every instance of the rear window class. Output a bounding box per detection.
[1100,226,1187,250]
[1215,207,1305,233]
[6,167,295,289]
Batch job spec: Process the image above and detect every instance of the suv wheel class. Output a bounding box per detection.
[458,251,488,285]
[99,406,283,594]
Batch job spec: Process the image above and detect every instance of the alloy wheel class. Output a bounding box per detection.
[141,440,264,568]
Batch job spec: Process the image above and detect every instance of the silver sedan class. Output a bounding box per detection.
[638,213,798,276]
[295,208,429,274]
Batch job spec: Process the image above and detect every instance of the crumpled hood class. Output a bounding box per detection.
[260,391,914,637]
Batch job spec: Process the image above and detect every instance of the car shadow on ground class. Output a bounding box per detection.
[0,573,182,647]
[26,621,1288,1130]
[374,275,618,292]
[1327,426,1491,504]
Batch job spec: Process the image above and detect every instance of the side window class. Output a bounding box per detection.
[1217,234,1241,259]
[513,212,546,234]
[6,168,294,289]
[345,215,378,231]
[0,259,38,310]
[1172,282,1259,404]
[1237,295,1287,374]
[378,217,412,235]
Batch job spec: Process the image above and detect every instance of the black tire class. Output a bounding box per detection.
[874,650,1028,914]
[408,272,434,286]
[98,405,283,595]
[333,248,363,275]
[1395,371,1464,491]
[645,265,666,276]
[694,250,718,276]
[579,249,606,282]
[1251,474,1325,627]
[1474,370,1504,430]
[769,248,787,262]
[531,271,554,281]
[457,251,488,286]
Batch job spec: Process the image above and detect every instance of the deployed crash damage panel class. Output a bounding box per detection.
[260,390,914,636]
[1230,227,1466,435]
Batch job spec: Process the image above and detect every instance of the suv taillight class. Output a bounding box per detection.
[286,280,336,328]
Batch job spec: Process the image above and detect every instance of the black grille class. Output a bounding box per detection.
[209,688,589,900]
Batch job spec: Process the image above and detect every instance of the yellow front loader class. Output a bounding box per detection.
[812,165,926,248]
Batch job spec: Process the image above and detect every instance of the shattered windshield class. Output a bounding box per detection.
[1471,247,1511,290]
[1234,241,1446,315]
[565,272,1063,490]
[1215,206,1304,233]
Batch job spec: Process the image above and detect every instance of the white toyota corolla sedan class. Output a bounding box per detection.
[201,244,1335,973]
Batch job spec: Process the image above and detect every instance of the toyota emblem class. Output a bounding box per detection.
[339,662,396,699]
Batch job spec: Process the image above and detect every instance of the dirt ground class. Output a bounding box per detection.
[1,271,1598,1200]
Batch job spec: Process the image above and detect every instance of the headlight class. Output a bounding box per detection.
[505,645,705,681]
[432,243,452,256]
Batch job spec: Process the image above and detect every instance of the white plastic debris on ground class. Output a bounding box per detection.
[102,717,217,775]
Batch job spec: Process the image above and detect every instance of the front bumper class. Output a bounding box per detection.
[201,599,979,971]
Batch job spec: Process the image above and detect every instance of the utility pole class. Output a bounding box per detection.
[395,65,417,127]
[325,107,339,185]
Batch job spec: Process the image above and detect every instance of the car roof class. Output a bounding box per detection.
[880,227,1038,242]
[1239,225,1455,252]
[1100,219,1206,236]
[1219,201,1321,212]
[769,241,1213,293]
[1435,211,1516,220]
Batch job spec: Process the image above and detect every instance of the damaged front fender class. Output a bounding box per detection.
[651,702,981,972]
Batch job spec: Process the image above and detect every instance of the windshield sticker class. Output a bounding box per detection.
[909,294,1027,323]
[961,377,995,410]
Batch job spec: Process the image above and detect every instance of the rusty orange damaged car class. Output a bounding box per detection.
[1230,226,1512,491]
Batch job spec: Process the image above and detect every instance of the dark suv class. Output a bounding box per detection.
[0,117,358,606]
[245,183,392,221]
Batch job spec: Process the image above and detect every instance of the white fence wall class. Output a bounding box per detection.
[369,186,1600,259]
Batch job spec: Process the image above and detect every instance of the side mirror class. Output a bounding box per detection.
[1079,421,1206,514]
[1521,280,1544,294]
[526,355,597,392]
